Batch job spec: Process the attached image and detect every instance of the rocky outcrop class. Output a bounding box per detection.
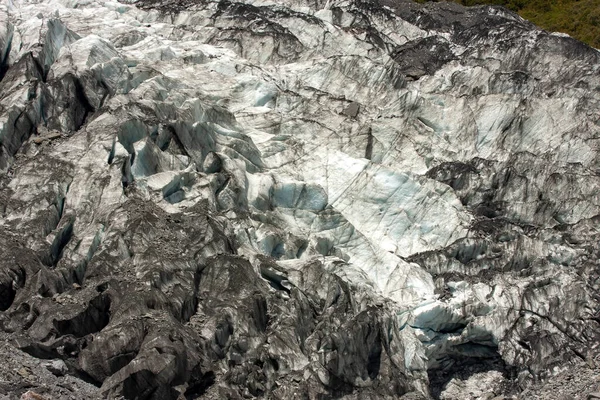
[1,0,599,399]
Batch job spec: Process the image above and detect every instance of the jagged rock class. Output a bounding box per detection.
[342,102,360,118]
[43,359,68,376]
[0,0,599,399]
[20,391,46,400]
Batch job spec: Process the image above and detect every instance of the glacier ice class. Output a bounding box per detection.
[0,0,599,399]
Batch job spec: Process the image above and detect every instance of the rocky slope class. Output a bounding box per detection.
[1,0,600,399]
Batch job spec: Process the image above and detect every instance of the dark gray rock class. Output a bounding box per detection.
[342,102,360,118]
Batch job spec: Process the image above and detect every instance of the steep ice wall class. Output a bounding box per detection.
[1,0,600,399]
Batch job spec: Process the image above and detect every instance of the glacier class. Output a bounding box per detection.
[0,0,599,399]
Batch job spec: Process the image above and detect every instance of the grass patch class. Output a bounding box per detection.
[419,0,600,48]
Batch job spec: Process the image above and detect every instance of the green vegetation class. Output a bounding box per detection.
[429,0,600,48]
